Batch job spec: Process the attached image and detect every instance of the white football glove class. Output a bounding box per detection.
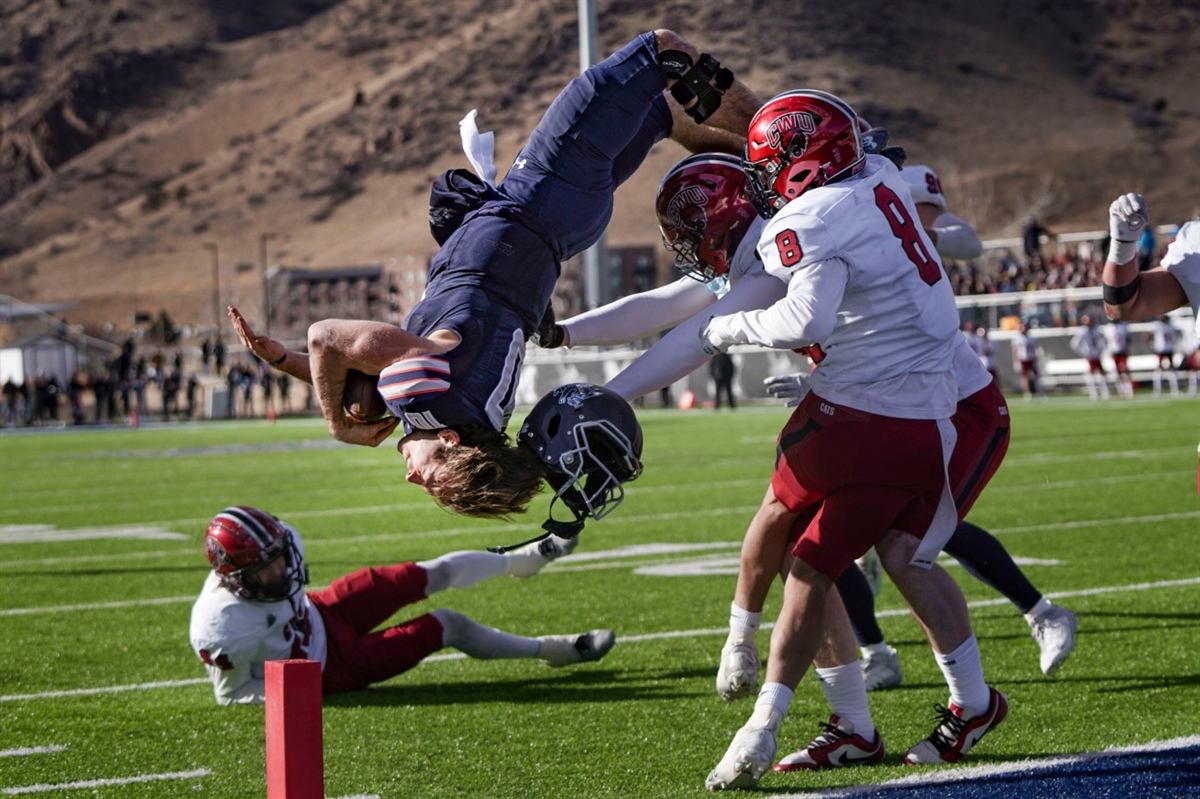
[1109,193,1148,241]
[1108,193,1147,264]
[699,316,727,355]
[763,372,809,407]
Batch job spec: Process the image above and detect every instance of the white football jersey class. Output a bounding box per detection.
[1013,332,1038,363]
[1150,318,1179,354]
[1162,221,1200,339]
[709,155,958,419]
[190,570,327,705]
[1104,322,1130,354]
[1071,326,1105,359]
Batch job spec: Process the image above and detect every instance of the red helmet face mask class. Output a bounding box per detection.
[655,153,758,282]
[204,506,308,603]
[743,90,865,218]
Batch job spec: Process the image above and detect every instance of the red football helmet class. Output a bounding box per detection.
[204,506,308,602]
[743,90,865,218]
[655,153,758,282]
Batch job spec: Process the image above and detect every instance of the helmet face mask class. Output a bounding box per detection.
[656,153,758,283]
[204,506,308,603]
[743,90,865,218]
[518,384,644,524]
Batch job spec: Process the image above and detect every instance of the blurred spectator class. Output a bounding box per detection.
[187,374,199,418]
[67,372,87,425]
[276,373,292,414]
[1012,323,1045,401]
[92,370,112,422]
[2,377,18,427]
[709,351,736,410]
[1023,215,1056,259]
[1069,315,1111,401]
[1137,225,1157,272]
[1103,320,1135,399]
[1148,315,1181,397]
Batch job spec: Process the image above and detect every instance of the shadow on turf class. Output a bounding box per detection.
[323,667,703,708]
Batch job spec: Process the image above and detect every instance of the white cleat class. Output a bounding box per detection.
[537,629,615,667]
[1030,604,1078,675]
[505,534,578,578]
[862,645,903,692]
[705,718,779,791]
[716,641,761,702]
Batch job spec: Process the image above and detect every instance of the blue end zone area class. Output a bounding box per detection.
[766,737,1200,799]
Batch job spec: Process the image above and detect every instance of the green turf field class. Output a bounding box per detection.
[1,396,1197,797]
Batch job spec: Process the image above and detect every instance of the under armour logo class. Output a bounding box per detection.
[514,157,528,169]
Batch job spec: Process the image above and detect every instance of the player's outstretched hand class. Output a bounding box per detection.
[1109,193,1148,243]
[327,414,399,448]
[763,372,809,407]
[228,306,286,365]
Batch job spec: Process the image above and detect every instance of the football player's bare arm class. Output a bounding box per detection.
[307,320,456,446]
[654,29,761,152]
[1103,264,1187,322]
[227,306,313,384]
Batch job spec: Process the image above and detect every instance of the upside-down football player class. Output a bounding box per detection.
[189,505,612,705]
[229,28,759,521]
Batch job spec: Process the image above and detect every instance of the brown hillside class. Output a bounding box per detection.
[1,0,1197,337]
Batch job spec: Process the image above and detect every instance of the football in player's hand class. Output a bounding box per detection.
[343,369,390,423]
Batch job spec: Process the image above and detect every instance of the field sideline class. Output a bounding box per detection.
[1,397,1197,797]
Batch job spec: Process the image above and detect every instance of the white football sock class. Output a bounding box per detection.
[727,601,762,646]
[418,551,508,594]
[935,635,990,717]
[815,663,875,739]
[432,609,539,659]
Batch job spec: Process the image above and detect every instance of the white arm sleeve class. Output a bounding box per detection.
[930,211,983,260]
[203,641,267,705]
[606,273,789,401]
[561,278,715,347]
[704,259,848,351]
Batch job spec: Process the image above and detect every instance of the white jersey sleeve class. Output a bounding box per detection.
[1161,221,1200,338]
[561,277,715,347]
[929,211,983,260]
[606,268,787,401]
[704,256,846,350]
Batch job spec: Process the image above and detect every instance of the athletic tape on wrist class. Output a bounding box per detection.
[1108,239,1138,266]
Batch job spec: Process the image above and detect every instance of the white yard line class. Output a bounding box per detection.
[4,577,1196,703]
[0,769,211,795]
[761,736,1200,798]
[0,746,66,758]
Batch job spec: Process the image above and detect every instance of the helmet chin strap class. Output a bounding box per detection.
[486,502,587,554]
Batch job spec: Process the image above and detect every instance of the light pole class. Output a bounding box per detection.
[259,232,277,336]
[203,242,220,341]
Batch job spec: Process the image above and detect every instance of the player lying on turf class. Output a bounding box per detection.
[189,506,610,705]
[229,29,758,520]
